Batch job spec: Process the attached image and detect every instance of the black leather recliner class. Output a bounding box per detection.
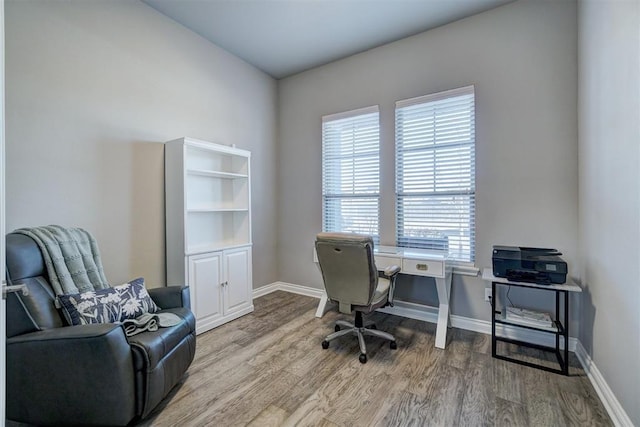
[5,232,196,426]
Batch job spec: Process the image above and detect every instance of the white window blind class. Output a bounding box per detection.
[322,106,380,240]
[395,86,475,262]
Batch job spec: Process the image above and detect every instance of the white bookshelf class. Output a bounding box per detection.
[165,137,253,334]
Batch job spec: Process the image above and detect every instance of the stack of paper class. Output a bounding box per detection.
[505,306,553,328]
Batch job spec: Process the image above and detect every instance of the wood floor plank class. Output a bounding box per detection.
[247,405,289,427]
[126,292,613,427]
[493,357,526,404]
[246,313,325,367]
[458,351,496,426]
[141,307,319,426]
[284,326,357,378]
[283,315,403,426]
[495,396,528,427]
[469,328,492,354]
[367,376,412,426]
[521,360,567,426]
[285,357,388,425]
[375,390,440,427]
[315,419,340,427]
[281,361,366,427]
[275,338,361,414]
[573,375,614,425]
[405,344,445,396]
[445,328,475,370]
[235,298,319,345]
[367,317,431,426]
[188,368,301,426]
[414,362,466,425]
[323,369,396,426]
[556,388,614,426]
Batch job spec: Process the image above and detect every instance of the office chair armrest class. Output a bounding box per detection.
[383,265,401,277]
[382,265,401,306]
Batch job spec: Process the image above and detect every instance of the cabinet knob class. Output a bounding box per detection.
[416,264,429,271]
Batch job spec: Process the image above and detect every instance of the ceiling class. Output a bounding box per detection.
[143,0,513,79]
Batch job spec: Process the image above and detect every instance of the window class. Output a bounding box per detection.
[395,86,475,262]
[322,106,380,240]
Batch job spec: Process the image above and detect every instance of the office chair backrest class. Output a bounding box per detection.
[315,232,378,312]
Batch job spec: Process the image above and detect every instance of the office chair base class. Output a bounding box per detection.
[321,318,396,364]
[335,319,375,331]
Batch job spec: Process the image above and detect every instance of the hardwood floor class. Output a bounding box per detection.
[137,291,612,427]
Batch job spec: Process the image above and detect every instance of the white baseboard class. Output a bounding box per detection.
[252,282,281,298]
[254,284,576,350]
[381,299,578,351]
[253,282,630,426]
[574,341,633,427]
[253,281,324,299]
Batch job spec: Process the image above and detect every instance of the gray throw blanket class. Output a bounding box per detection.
[15,225,110,296]
[121,312,182,336]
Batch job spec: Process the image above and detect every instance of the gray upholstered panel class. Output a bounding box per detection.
[315,232,379,313]
[6,233,46,280]
[5,233,65,335]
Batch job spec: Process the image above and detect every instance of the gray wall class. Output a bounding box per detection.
[277,0,578,324]
[3,0,637,422]
[578,0,640,424]
[5,0,278,288]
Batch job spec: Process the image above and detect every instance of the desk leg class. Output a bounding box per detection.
[314,258,330,318]
[434,270,453,349]
[315,292,329,318]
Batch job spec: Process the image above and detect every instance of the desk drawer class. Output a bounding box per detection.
[375,255,402,270]
[402,258,444,278]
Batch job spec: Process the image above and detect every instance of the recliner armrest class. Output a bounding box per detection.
[149,285,191,310]
[6,324,137,426]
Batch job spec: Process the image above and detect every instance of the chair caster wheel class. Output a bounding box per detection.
[322,340,330,349]
[335,325,341,332]
[359,354,367,364]
[390,341,397,350]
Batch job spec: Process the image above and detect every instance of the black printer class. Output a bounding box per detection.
[492,246,567,284]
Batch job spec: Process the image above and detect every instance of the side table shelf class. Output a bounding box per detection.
[482,268,582,376]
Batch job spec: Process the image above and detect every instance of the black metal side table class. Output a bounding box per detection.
[482,268,582,375]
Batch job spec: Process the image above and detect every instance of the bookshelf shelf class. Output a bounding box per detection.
[186,169,248,179]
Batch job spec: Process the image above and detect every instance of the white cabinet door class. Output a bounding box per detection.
[188,252,223,334]
[223,247,252,316]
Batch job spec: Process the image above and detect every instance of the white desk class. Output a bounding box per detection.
[315,246,452,349]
